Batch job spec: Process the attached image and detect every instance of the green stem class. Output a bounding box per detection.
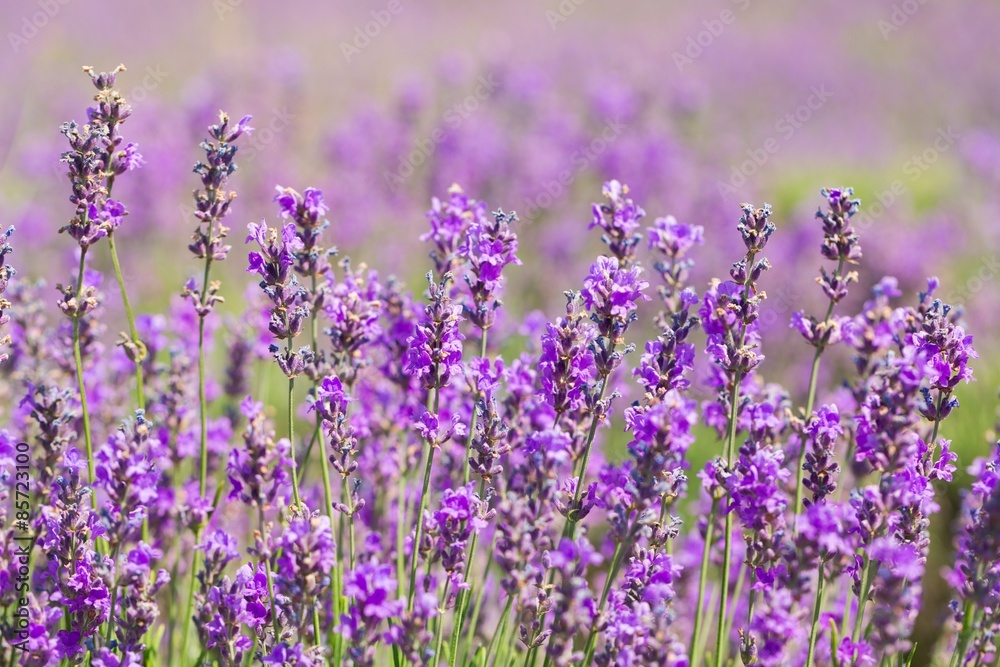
[432,578,453,665]
[723,563,748,656]
[689,500,717,666]
[852,552,874,644]
[71,246,96,506]
[178,542,201,667]
[449,478,488,665]
[196,256,213,497]
[407,386,440,610]
[294,421,322,486]
[485,595,513,667]
[805,567,828,667]
[287,367,302,508]
[184,209,217,666]
[793,256,843,518]
[793,346,825,517]
[716,351,747,667]
[342,480,357,570]
[314,410,339,655]
[951,591,979,667]
[582,527,633,666]
[716,511,734,667]
[463,529,499,663]
[462,329,489,485]
[560,373,612,541]
[107,232,146,410]
[258,509,281,641]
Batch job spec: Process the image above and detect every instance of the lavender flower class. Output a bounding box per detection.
[38,461,112,659]
[581,255,650,347]
[816,187,862,298]
[274,512,336,637]
[544,537,602,666]
[95,411,160,550]
[460,207,520,331]
[404,273,465,390]
[802,404,843,506]
[228,396,293,509]
[274,185,332,282]
[182,110,252,313]
[596,549,687,666]
[420,484,493,592]
[538,295,597,415]
[112,542,170,652]
[868,538,922,655]
[264,642,326,666]
[421,183,489,278]
[324,259,383,383]
[948,443,1000,663]
[195,563,263,666]
[589,180,645,266]
[338,561,404,667]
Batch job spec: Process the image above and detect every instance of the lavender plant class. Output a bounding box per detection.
[1,64,997,667]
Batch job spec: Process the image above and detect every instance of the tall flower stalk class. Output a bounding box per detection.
[273,184,342,655]
[404,273,465,610]
[59,71,126,502]
[791,187,862,518]
[449,207,519,663]
[691,202,774,667]
[82,65,149,411]
[179,111,251,664]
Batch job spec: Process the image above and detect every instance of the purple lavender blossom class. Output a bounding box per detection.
[338,561,404,667]
[420,484,493,592]
[948,443,1000,663]
[589,180,645,266]
[581,255,650,345]
[95,411,160,549]
[596,549,687,666]
[538,296,597,415]
[544,537,602,666]
[228,396,293,508]
[112,542,170,652]
[803,404,843,505]
[460,207,520,331]
[421,183,490,278]
[246,219,313,377]
[274,511,336,637]
[868,538,922,655]
[404,273,465,390]
[324,259,383,382]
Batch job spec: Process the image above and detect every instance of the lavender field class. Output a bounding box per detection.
[2,1,1000,665]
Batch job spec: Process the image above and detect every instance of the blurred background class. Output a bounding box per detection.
[2,0,999,661]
